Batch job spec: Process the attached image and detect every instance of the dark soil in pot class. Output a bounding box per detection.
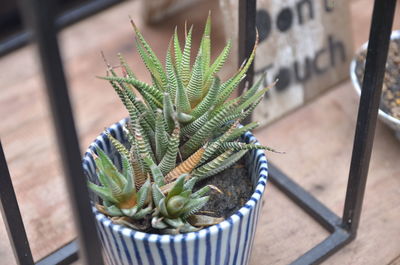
[139,159,252,234]
[355,39,400,120]
[194,158,253,219]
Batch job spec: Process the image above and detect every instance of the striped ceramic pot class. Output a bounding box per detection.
[83,119,268,265]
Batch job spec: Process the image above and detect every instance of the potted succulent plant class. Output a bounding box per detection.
[83,15,272,265]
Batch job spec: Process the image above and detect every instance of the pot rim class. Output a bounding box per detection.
[83,118,268,243]
[349,29,400,126]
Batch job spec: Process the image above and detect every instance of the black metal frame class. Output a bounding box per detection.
[238,0,397,264]
[0,0,396,264]
[0,0,123,57]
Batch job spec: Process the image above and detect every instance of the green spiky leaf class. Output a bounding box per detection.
[99,76,163,107]
[165,42,178,98]
[190,77,220,118]
[200,12,211,72]
[152,183,165,206]
[143,156,165,187]
[105,205,123,216]
[181,111,209,137]
[182,196,209,219]
[180,101,236,158]
[183,177,198,191]
[155,110,169,163]
[164,217,185,228]
[187,50,203,106]
[95,146,126,188]
[193,150,247,181]
[203,41,231,93]
[238,72,266,105]
[163,92,175,133]
[224,122,259,143]
[173,27,183,67]
[158,123,180,176]
[167,174,186,200]
[179,26,193,85]
[105,131,129,158]
[175,67,192,114]
[87,181,117,204]
[118,53,136,79]
[158,198,169,217]
[132,21,168,89]
[136,178,151,209]
[191,185,210,199]
[132,206,152,219]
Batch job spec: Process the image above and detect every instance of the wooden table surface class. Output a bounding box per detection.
[0,0,399,264]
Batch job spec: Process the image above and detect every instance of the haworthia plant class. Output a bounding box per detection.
[89,14,275,233]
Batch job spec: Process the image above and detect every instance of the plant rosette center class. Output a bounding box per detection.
[166,195,187,217]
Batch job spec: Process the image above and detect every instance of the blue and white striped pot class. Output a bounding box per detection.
[83,119,268,265]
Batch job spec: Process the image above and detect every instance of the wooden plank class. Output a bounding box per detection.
[1,0,400,264]
[249,185,328,264]
[0,0,223,263]
[390,255,400,265]
[249,2,400,263]
[253,81,400,265]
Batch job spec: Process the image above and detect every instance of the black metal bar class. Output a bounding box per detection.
[238,0,256,91]
[238,0,256,124]
[0,0,123,57]
[0,32,30,58]
[342,0,396,235]
[36,241,78,265]
[0,0,392,264]
[268,166,352,265]
[268,164,341,233]
[16,0,104,264]
[291,229,350,265]
[0,141,35,265]
[239,0,396,264]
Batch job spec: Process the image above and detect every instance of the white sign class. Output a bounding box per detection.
[220,0,353,126]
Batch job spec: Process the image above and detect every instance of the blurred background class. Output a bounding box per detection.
[0,0,400,264]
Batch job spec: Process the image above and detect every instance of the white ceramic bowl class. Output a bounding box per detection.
[350,30,400,141]
[82,119,268,265]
